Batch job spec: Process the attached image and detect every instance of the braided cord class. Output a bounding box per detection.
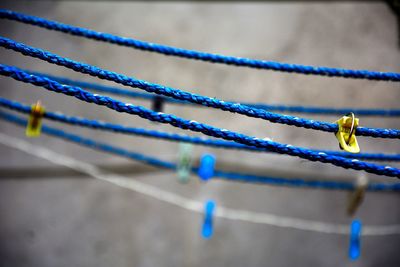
[0,9,399,82]
[29,70,400,117]
[1,97,399,162]
[0,37,399,139]
[1,65,400,178]
[1,109,399,192]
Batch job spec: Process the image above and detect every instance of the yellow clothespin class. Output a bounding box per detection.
[26,101,45,138]
[335,112,360,153]
[347,174,368,216]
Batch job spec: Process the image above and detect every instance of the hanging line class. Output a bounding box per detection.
[0,132,400,236]
[26,70,400,117]
[0,9,399,82]
[1,66,400,178]
[1,97,400,162]
[0,109,399,192]
[0,38,399,139]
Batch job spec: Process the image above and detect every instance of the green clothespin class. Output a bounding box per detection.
[177,143,193,183]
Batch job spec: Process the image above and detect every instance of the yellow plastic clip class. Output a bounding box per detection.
[335,113,360,154]
[26,101,45,138]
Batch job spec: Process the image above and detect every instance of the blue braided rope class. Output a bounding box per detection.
[1,97,400,162]
[213,171,400,192]
[1,65,400,178]
[1,37,399,139]
[0,9,399,82]
[0,109,399,192]
[28,70,400,117]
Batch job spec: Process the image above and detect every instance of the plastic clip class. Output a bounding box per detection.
[26,101,45,138]
[335,113,360,153]
[347,174,368,216]
[198,154,216,181]
[202,200,215,239]
[152,96,164,113]
[349,219,362,260]
[177,143,193,183]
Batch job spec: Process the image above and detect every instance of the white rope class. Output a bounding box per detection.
[1,132,399,236]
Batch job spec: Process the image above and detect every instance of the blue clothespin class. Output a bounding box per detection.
[202,200,215,239]
[349,219,362,260]
[198,154,215,181]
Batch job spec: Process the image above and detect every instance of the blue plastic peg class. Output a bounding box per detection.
[198,154,215,181]
[202,200,215,239]
[349,219,362,260]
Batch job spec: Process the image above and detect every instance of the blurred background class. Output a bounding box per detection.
[0,1,399,266]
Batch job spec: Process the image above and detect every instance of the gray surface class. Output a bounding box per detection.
[0,1,399,267]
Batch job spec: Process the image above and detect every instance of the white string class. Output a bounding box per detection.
[1,132,399,236]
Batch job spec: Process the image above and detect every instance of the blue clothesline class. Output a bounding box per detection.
[0,9,399,82]
[1,65,400,178]
[1,37,399,139]
[1,97,400,162]
[1,109,399,192]
[26,70,400,117]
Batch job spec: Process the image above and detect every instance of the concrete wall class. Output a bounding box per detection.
[0,1,399,266]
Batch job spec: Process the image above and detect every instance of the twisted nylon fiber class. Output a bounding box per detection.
[1,109,399,192]
[1,37,399,139]
[1,97,400,162]
[28,70,400,117]
[0,36,335,134]
[0,9,399,82]
[1,65,400,178]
